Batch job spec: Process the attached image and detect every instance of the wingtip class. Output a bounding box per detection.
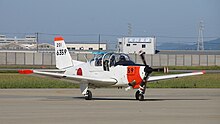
[18,70,33,74]
[54,36,64,41]
[193,70,206,74]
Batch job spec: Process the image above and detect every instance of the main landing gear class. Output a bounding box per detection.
[80,83,92,100]
[84,90,92,100]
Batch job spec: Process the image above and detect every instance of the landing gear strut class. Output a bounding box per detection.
[80,83,92,100]
[136,82,146,101]
[85,90,92,100]
[136,81,147,101]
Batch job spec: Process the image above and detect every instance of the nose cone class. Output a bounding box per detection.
[144,65,153,74]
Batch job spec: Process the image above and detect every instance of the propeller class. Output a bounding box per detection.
[138,51,153,96]
[138,51,165,101]
[139,51,147,66]
[139,51,165,73]
[139,51,153,77]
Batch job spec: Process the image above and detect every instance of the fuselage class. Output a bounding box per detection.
[64,61,146,88]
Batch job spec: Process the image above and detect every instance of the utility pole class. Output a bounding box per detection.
[197,20,204,51]
[98,34,101,51]
[35,32,39,52]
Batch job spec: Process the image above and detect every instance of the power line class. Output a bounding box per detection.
[38,32,98,37]
[1,32,219,39]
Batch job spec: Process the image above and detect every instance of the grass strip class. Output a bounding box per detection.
[0,73,219,88]
[0,74,78,88]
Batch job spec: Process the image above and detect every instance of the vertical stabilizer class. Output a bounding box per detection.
[54,36,73,69]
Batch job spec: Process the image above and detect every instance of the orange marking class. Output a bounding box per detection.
[127,66,142,89]
[54,36,64,41]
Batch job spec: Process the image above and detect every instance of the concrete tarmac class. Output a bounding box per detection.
[0,89,219,124]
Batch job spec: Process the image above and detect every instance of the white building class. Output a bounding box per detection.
[66,43,107,51]
[0,35,55,51]
[0,35,108,52]
[117,37,156,54]
[0,35,36,45]
[0,35,37,49]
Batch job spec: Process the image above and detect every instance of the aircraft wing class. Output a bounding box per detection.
[148,71,205,82]
[18,70,117,86]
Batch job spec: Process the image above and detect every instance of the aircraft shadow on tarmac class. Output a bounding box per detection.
[73,97,209,101]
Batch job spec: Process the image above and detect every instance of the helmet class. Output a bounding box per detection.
[119,55,126,61]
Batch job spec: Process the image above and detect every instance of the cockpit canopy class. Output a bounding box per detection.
[90,52,135,67]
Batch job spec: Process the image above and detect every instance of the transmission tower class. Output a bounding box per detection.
[197,20,204,51]
[128,23,132,36]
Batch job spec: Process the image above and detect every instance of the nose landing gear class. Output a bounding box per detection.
[135,84,146,101]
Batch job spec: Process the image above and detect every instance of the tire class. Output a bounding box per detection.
[138,94,144,101]
[85,90,92,100]
[135,90,140,100]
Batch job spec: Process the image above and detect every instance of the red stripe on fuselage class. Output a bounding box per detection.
[127,66,142,89]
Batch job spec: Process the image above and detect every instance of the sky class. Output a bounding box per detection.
[0,0,219,46]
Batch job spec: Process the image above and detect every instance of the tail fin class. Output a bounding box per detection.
[54,36,73,69]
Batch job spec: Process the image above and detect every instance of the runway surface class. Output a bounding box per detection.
[0,88,219,124]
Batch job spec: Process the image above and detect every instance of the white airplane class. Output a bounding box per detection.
[19,36,205,101]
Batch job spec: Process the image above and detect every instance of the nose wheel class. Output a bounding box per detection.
[135,90,140,100]
[135,90,145,101]
[85,90,92,100]
[138,94,144,101]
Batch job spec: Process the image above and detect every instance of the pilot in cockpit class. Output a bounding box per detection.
[115,55,135,66]
[115,55,126,65]
[110,55,116,67]
[95,57,102,66]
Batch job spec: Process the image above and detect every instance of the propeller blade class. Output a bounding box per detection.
[139,51,147,66]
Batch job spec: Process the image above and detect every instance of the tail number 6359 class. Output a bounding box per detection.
[57,49,67,56]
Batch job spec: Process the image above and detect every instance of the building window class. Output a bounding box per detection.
[119,42,122,45]
[79,47,84,50]
[99,48,103,50]
[142,44,146,48]
[71,48,75,50]
[89,48,93,50]
[6,40,15,41]
[126,44,130,46]
[67,47,70,50]
[133,44,137,45]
